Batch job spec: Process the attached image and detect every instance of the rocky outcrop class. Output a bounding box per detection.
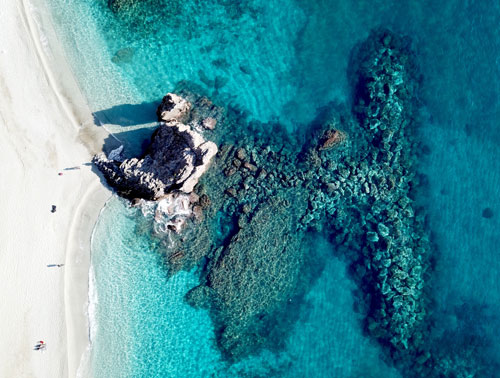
[317,128,347,150]
[156,93,191,123]
[93,93,217,200]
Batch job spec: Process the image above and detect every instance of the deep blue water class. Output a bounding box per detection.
[42,0,500,376]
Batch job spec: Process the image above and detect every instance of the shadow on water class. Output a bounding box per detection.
[102,127,156,158]
[92,100,160,127]
[92,100,162,158]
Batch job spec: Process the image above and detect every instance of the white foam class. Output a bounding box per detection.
[87,264,98,343]
[139,193,193,235]
[26,0,52,59]
[76,264,98,378]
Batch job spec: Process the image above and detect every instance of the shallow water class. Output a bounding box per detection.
[42,0,500,376]
[90,198,401,377]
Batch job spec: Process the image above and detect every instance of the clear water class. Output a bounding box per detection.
[41,0,500,376]
[89,198,225,377]
[90,198,401,377]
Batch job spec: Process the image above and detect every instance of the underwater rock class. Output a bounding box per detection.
[108,0,135,13]
[107,0,183,34]
[340,29,436,375]
[482,207,494,218]
[189,193,308,359]
[111,47,135,64]
[242,162,257,172]
[236,148,247,161]
[366,231,379,243]
[317,128,347,150]
[182,94,225,131]
[211,58,230,69]
[214,75,229,90]
[239,63,252,75]
[377,222,390,238]
[198,69,214,87]
[93,95,217,200]
[352,29,418,148]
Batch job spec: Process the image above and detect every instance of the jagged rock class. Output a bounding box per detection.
[318,129,347,150]
[156,93,191,123]
[108,145,124,161]
[243,162,257,172]
[236,148,247,161]
[202,117,217,130]
[93,96,217,200]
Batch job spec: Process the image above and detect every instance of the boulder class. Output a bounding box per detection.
[318,129,347,150]
[202,117,217,130]
[156,93,191,123]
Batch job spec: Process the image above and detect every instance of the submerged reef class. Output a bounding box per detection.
[93,29,491,377]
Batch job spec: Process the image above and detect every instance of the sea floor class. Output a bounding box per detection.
[41,0,500,376]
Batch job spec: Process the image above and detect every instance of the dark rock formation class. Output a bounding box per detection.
[482,207,494,218]
[111,47,135,64]
[93,93,218,200]
[348,29,429,358]
[156,93,191,123]
[317,128,347,150]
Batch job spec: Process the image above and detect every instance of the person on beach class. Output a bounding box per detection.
[34,341,46,351]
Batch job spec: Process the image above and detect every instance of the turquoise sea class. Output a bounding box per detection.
[42,0,500,377]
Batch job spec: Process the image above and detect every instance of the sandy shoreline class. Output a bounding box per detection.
[0,0,109,377]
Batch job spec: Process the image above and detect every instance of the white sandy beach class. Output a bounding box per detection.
[0,0,109,377]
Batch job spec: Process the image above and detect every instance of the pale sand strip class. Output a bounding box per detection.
[0,0,110,377]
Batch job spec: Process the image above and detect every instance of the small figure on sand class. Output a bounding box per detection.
[47,264,65,268]
[34,341,46,351]
[51,205,57,213]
